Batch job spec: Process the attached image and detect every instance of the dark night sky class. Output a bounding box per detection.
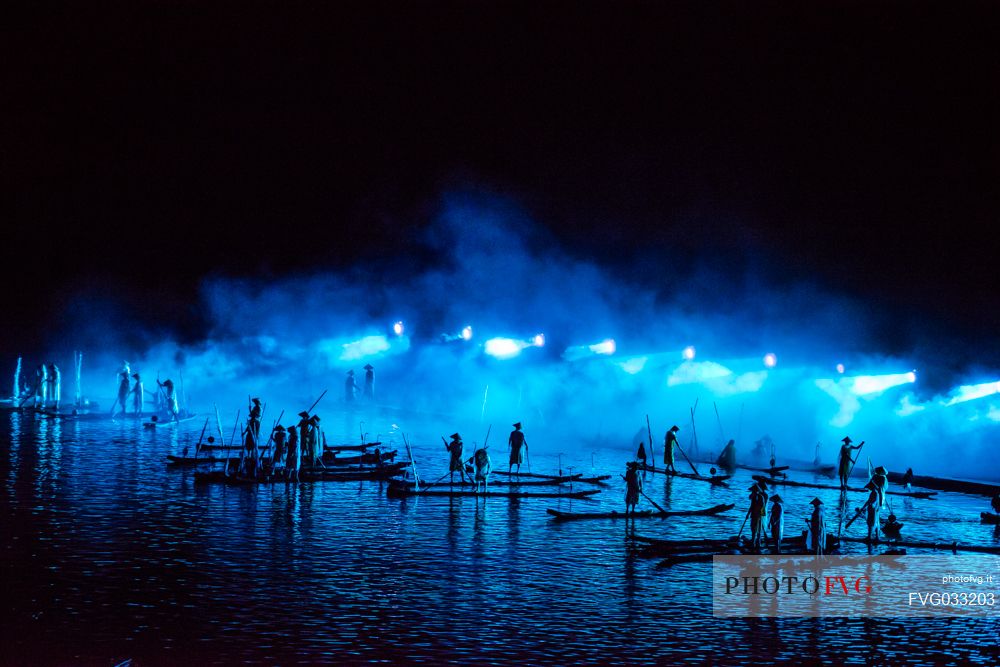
[2,1,999,363]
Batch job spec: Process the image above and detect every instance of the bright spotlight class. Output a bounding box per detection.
[682,346,696,360]
[847,372,917,396]
[533,333,545,347]
[763,353,777,368]
[484,337,525,360]
[942,379,999,406]
[461,325,473,341]
[589,339,616,355]
[393,321,404,336]
[836,363,845,374]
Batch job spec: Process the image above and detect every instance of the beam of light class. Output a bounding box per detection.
[847,371,916,396]
[941,380,1000,406]
[392,321,404,336]
[836,363,845,374]
[532,333,545,347]
[461,325,473,341]
[618,357,648,375]
[589,339,616,355]
[484,337,526,360]
[815,371,916,427]
[682,345,696,360]
[763,353,777,368]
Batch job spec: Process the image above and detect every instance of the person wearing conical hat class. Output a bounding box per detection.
[271,424,287,472]
[307,414,322,466]
[285,422,301,481]
[473,445,492,494]
[664,425,680,473]
[635,440,647,466]
[871,465,888,512]
[992,493,1000,515]
[110,368,128,417]
[47,363,61,410]
[624,461,642,516]
[508,422,528,475]
[806,497,826,555]
[344,370,358,403]
[446,433,468,484]
[129,373,143,416]
[838,436,863,489]
[297,411,312,468]
[157,378,179,421]
[363,364,375,401]
[861,480,881,542]
[748,480,769,550]
[882,513,903,539]
[768,494,784,554]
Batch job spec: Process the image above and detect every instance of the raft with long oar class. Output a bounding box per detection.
[546,502,735,521]
[888,471,1000,497]
[638,464,731,486]
[395,474,583,488]
[386,481,600,499]
[751,475,937,499]
[493,471,612,484]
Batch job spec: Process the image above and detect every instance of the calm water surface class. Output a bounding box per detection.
[2,406,998,665]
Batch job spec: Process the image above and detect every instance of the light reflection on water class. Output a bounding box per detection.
[2,407,999,666]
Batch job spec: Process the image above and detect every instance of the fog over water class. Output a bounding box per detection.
[35,192,1000,480]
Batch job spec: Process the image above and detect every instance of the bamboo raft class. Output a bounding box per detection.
[638,464,731,486]
[751,474,937,499]
[194,467,403,485]
[493,471,611,485]
[322,450,397,466]
[837,535,1000,555]
[546,502,735,521]
[887,471,1000,497]
[386,481,600,500]
[323,442,382,452]
[395,474,585,488]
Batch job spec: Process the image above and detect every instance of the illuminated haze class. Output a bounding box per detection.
[40,192,1000,480]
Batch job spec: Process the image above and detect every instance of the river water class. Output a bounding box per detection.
[2,405,998,665]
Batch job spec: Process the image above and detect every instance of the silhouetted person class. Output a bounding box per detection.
[345,370,358,402]
[363,364,374,400]
[664,425,680,473]
[129,373,143,416]
[838,436,863,488]
[624,461,642,516]
[769,494,784,553]
[807,498,826,555]
[446,433,468,483]
[111,370,129,417]
[508,422,527,475]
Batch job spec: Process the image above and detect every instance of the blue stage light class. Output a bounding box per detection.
[393,321,404,336]
[763,353,777,368]
[682,346,696,360]
[461,325,473,341]
[484,337,525,360]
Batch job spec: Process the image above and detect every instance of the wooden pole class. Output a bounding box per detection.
[305,389,328,414]
[714,402,725,446]
[646,415,655,470]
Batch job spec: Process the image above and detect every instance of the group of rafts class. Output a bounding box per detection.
[160,402,1000,562]
[608,429,1000,567]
